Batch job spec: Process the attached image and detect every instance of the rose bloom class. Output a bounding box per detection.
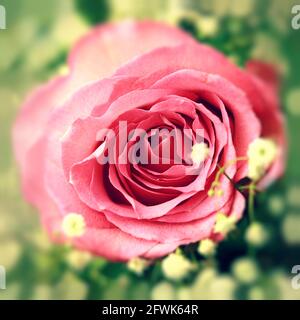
[13,22,285,261]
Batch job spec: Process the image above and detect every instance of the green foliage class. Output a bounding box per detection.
[74,0,110,25]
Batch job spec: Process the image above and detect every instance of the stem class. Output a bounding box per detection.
[215,157,248,183]
[238,185,260,192]
[248,182,256,222]
[214,157,248,196]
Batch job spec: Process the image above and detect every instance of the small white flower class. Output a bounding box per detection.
[57,64,69,76]
[245,222,269,247]
[248,286,265,300]
[247,138,278,181]
[177,287,192,300]
[127,257,149,275]
[193,268,217,290]
[232,258,260,284]
[198,239,216,256]
[151,282,176,300]
[192,268,219,299]
[282,214,300,245]
[191,142,210,164]
[66,250,92,270]
[32,285,52,300]
[196,15,219,37]
[162,252,194,281]
[0,240,21,270]
[268,195,285,217]
[62,213,86,238]
[214,212,237,236]
[247,162,266,181]
[286,88,300,117]
[287,185,300,208]
[54,272,87,300]
[209,276,237,300]
[230,0,254,17]
[271,271,300,300]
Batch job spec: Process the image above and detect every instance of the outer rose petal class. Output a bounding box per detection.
[38,187,169,262]
[246,60,280,94]
[69,21,195,82]
[72,228,163,262]
[103,185,245,244]
[104,209,217,243]
[245,61,286,187]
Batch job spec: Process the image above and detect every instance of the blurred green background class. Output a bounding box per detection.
[0,0,300,300]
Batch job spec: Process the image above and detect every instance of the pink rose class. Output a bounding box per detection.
[13,21,285,261]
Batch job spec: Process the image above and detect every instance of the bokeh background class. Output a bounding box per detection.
[0,0,300,300]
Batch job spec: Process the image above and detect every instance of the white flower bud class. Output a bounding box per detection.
[191,142,210,164]
[127,257,149,275]
[62,213,86,238]
[247,138,278,181]
[214,212,237,236]
[162,252,194,281]
[198,239,216,256]
[232,258,260,284]
[151,282,176,300]
[245,222,269,247]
